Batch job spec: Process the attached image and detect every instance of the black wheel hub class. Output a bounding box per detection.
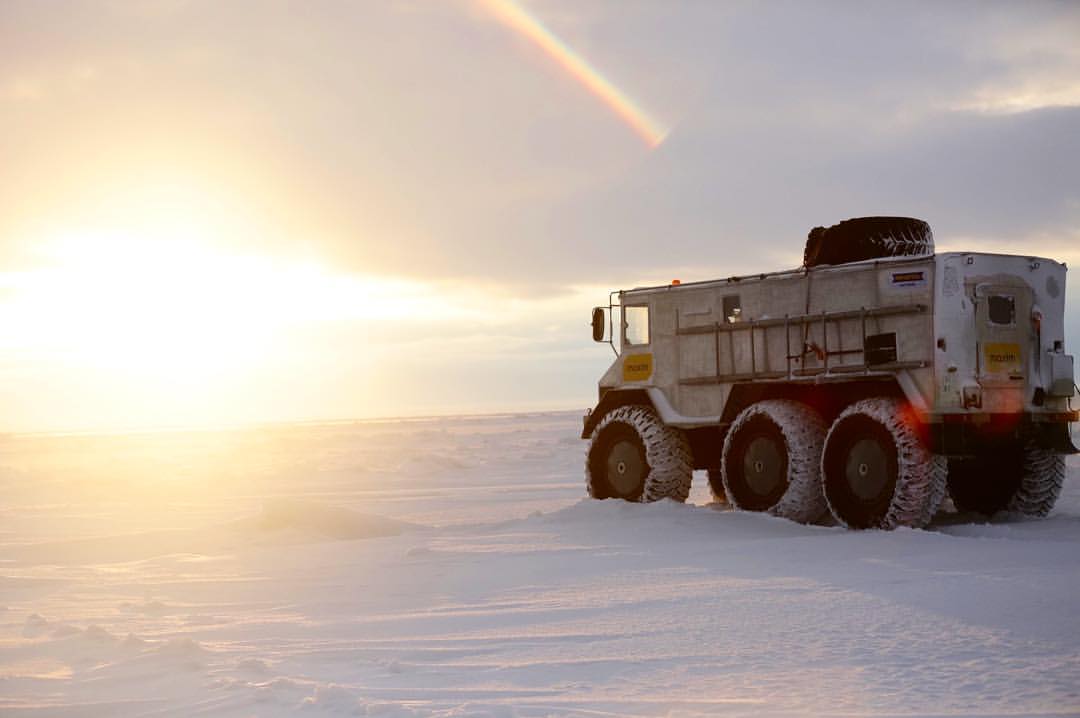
[607,438,646,497]
[587,421,650,501]
[823,414,899,528]
[845,438,890,501]
[743,435,785,498]
[725,415,789,511]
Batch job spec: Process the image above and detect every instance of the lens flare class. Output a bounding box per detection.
[481,0,667,148]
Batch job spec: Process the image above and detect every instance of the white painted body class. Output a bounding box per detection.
[598,252,1074,426]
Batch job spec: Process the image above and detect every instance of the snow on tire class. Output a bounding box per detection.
[821,397,946,530]
[1007,446,1066,518]
[585,405,692,503]
[920,456,949,528]
[721,400,827,524]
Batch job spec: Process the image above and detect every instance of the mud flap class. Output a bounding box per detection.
[1043,423,1079,454]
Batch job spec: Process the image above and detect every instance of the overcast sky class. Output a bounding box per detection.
[2,1,1078,432]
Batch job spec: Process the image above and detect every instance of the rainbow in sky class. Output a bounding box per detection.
[481,0,668,149]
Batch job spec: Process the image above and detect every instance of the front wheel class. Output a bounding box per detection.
[585,405,692,503]
[821,398,946,530]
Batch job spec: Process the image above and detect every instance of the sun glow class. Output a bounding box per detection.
[0,155,606,434]
[0,221,484,432]
[4,232,448,363]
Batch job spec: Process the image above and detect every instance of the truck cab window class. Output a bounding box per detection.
[988,295,1015,326]
[623,305,650,346]
[723,295,742,324]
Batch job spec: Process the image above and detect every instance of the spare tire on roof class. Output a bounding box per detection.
[803,217,933,268]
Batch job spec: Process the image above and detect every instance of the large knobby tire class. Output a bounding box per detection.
[721,400,828,523]
[822,398,946,530]
[803,217,933,268]
[585,405,692,503]
[948,445,1066,518]
[1009,447,1066,517]
[947,450,1022,516]
[706,467,728,505]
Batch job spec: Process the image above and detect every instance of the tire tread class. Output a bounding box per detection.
[721,399,828,523]
[822,397,946,529]
[585,405,693,503]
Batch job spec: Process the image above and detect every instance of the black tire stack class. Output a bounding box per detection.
[803,217,934,268]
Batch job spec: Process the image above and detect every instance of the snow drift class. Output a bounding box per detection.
[1,411,1078,717]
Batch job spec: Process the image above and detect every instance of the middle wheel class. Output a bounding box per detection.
[721,400,828,523]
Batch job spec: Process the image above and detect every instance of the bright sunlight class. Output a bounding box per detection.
[0,216,489,431]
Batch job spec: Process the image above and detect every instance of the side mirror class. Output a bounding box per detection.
[591,307,608,342]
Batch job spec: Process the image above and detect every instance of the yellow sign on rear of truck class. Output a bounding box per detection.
[622,353,653,382]
[984,342,1022,373]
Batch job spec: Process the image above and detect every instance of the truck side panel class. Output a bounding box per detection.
[619,257,936,423]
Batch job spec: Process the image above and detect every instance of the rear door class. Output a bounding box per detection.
[973,280,1033,412]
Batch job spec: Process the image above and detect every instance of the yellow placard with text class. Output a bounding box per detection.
[622,353,653,382]
[984,342,1021,373]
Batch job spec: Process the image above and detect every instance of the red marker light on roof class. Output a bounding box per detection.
[671,279,681,285]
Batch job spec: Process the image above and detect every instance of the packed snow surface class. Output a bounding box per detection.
[2,411,1080,717]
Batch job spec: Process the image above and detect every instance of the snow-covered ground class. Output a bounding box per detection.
[2,411,1080,717]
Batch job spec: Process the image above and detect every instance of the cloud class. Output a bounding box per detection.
[262,0,1080,285]
[3,0,1077,289]
[2,4,1079,300]
[2,0,1079,430]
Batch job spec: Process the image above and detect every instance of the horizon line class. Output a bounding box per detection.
[2,405,587,440]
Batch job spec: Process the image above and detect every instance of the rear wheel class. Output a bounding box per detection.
[947,451,1022,516]
[948,445,1065,518]
[822,398,945,529]
[585,405,692,503]
[1009,447,1066,517]
[721,400,828,523]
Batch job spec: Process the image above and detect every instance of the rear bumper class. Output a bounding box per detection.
[925,410,1078,456]
[926,410,1078,424]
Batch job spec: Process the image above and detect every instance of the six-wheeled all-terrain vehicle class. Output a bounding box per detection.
[583,217,1078,529]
